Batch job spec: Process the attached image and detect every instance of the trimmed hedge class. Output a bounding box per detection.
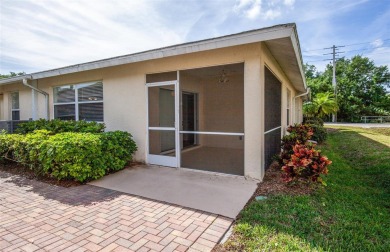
[0,130,137,182]
[15,119,105,134]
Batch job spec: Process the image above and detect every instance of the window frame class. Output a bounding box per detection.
[53,81,104,122]
[286,88,291,126]
[10,91,20,120]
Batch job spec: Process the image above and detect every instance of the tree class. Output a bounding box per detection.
[304,56,390,122]
[0,72,26,79]
[304,63,333,98]
[304,92,338,118]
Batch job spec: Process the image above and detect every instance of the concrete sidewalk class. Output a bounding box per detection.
[89,165,258,219]
[325,123,390,128]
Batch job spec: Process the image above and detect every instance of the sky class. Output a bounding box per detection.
[0,0,389,74]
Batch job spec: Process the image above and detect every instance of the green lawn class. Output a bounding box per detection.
[224,127,390,252]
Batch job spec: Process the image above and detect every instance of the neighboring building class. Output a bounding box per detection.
[0,23,307,180]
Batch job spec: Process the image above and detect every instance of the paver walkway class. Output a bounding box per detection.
[0,171,233,252]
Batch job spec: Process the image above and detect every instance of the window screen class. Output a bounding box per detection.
[264,67,282,169]
[10,92,20,120]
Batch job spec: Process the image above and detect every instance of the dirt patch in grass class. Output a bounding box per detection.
[326,127,339,133]
[0,161,142,187]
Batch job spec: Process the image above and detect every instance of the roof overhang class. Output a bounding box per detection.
[0,23,306,92]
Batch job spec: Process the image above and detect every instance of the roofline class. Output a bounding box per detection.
[290,25,307,90]
[0,23,304,89]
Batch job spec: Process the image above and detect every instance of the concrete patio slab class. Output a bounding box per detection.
[89,165,258,218]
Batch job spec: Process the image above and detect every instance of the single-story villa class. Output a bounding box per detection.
[0,23,307,181]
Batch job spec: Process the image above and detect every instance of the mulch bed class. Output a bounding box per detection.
[0,161,82,187]
[0,161,142,188]
[252,162,317,197]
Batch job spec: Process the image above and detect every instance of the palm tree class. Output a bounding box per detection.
[304,92,338,118]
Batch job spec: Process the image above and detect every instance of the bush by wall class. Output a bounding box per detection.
[279,123,331,184]
[303,117,327,143]
[281,143,331,184]
[306,123,327,143]
[0,132,23,162]
[280,124,313,163]
[15,119,105,134]
[0,130,137,182]
[100,131,138,172]
[303,116,324,126]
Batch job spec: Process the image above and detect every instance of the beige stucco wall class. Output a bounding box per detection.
[0,83,32,120]
[1,42,304,180]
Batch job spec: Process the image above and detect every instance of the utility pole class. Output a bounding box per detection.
[331,45,337,122]
[324,45,344,122]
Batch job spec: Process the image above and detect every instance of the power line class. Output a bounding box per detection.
[340,38,390,48]
[303,45,389,59]
[302,38,390,52]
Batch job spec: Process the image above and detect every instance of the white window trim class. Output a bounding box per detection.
[10,91,20,120]
[286,88,291,126]
[53,81,104,122]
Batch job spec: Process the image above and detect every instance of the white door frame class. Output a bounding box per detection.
[146,79,180,167]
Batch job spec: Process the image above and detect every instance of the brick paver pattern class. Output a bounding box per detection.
[0,171,233,252]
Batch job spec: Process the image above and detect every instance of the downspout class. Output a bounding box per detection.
[22,78,50,120]
[294,87,310,100]
[293,88,310,123]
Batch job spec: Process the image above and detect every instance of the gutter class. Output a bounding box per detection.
[294,87,310,101]
[22,78,49,120]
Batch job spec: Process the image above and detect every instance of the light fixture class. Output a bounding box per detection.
[218,69,229,84]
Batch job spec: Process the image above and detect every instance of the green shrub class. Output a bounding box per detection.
[0,130,137,182]
[306,123,327,143]
[280,124,313,164]
[101,131,138,172]
[37,132,107,181]
[0,132,23,163]
[15,119,105,134]
[303,117,324,126]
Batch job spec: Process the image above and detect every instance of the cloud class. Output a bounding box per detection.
[283,0,295,7]
[0,0,200,73]
[371,39,384,48]
[233,0,295,20]
[264,9,281,19]
[365,47,390,69]
[234,0,262,20]
[0,0,388,75]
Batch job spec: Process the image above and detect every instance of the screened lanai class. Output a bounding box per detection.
[146,63,244,175]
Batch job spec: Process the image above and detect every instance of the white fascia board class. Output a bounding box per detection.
[290,28,307,91]
[0,24,294,85]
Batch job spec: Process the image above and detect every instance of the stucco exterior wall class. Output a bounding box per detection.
[1,42,304,180]
[0,83,32,121]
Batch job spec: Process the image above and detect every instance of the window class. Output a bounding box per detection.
[10,92,20,120]
[286,89,291,126]
[53,81,103,122]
